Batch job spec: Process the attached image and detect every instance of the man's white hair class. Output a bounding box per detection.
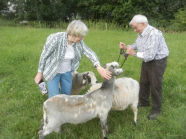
[67,20,88,37]
[129,14,148,25]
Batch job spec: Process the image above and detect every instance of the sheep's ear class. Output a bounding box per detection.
[83,74,87,80]
[87,75,91,84]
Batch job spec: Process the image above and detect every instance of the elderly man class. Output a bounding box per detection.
[119,14,169,120]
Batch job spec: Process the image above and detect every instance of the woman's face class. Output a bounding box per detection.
[68,35,84,43]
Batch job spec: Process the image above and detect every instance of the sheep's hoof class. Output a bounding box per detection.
[102,135,108,139]
[134,121,137,126]
[38,130,45,139]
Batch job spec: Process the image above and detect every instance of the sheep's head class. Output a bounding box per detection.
[82,71,97,85]
[71,71,97,95]
[103,62,123,76]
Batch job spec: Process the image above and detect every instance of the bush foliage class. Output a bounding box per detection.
[1,0,186,31]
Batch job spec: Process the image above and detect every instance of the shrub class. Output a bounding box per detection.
[170,6,186,31]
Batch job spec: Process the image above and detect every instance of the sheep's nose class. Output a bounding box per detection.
[96,81,98,83]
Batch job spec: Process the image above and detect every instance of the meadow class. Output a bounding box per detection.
[0,27,185,139]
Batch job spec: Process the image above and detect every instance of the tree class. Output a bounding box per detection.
[2,0,186,30]
[151,0,186,27]
[0,0,8,12]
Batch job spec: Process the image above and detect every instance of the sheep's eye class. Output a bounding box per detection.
[111,65,114,69]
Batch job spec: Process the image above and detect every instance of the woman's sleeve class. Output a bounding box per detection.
[38,34,56,73]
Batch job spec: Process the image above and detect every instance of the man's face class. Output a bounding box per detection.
[131,22,145,34]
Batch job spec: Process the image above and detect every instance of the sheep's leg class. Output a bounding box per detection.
[130,104,138,126]
[105,123,109,133]
[38,121,59,139]
[100,117,108,139]
[54,126,62,134]
[39,119,44,130]
[38,130,45,139]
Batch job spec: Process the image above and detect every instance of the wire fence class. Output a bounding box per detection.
[0,19,129,31]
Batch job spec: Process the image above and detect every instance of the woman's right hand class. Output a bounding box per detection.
[96,66,111,80]
[35,72,43,84]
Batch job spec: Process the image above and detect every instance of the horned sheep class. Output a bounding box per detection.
[38,62,123,139]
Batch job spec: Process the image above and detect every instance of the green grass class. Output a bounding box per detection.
[0,27,186,139]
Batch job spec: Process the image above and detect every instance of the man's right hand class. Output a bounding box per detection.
[119,42,127,49]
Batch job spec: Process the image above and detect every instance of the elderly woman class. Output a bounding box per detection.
[35,20,111,98]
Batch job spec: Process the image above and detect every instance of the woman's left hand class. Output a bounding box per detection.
[96,66,111,80]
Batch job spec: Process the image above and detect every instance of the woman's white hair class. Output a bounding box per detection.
[129,15,148,25]
[67,20,88,37]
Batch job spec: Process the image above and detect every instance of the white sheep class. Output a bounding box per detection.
[87,77,139,125]
[38,62,124,139]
